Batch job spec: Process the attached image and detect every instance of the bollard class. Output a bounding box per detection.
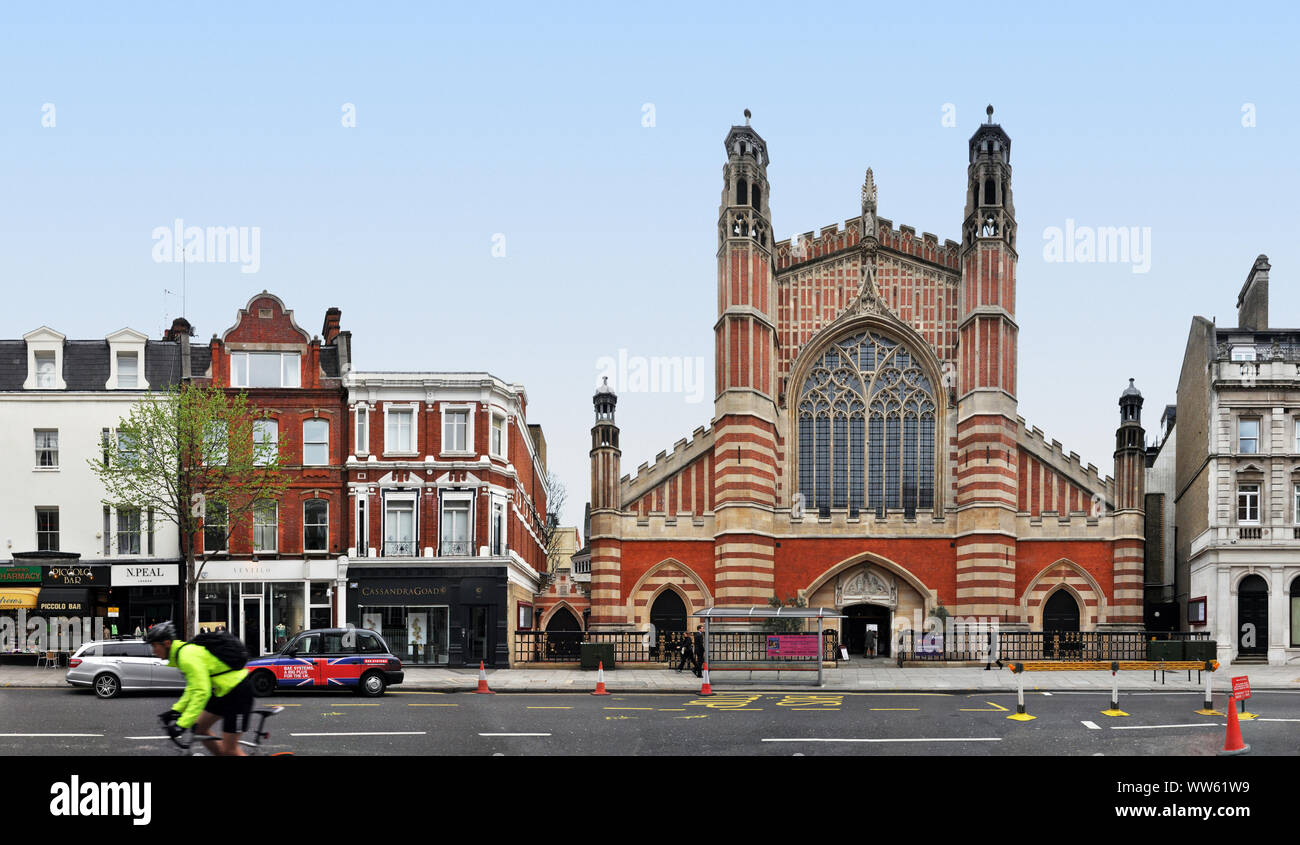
[1101,662,1128,717]
[1238,697,1259,721]
[1195,662,1222,715]
[1007,663,1035,722]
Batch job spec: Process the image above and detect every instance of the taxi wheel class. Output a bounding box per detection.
[250,671,276,697]
[358,671,386,697]
[92,673,121,700]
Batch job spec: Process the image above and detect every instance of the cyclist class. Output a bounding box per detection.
[144,621,253,757]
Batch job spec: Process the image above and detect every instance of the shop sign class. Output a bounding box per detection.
[765,634,820,658]
[112,564,180,587]
[37,589,92,614]
[0,566,42,584]
[43,566,108,586]
[357,583,450,603]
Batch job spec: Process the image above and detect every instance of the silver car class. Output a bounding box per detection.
[66,639,186,699]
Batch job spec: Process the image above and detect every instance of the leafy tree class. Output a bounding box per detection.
[765,593,808,633]
[91,384,290,636]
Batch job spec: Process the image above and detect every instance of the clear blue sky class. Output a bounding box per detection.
[3,2,1298,529]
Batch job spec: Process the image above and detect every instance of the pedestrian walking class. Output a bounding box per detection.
[691,624,706,677]
[865,626,877,658]
[676,631,694,673]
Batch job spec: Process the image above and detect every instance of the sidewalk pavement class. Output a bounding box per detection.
[4,659,1299,693]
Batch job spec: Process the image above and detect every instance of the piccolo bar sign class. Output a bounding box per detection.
[43,566,108,586]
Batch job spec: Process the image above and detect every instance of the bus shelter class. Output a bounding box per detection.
[692,606,846,686]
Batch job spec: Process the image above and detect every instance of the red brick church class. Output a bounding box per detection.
[580,109,1147,652]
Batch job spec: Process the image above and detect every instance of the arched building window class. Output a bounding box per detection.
[797,330,937,518]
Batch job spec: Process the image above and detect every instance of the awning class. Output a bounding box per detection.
[36,588,92,614]
[0,588,40,610]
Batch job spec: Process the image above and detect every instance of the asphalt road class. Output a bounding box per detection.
[2,687,1297,756]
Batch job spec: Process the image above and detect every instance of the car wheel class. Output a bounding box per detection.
[92,673,120,700]
[359,671,386,697]
[251,671,276,697]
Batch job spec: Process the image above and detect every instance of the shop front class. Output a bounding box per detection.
[195,558,347,657]
[111,562,182,635]
[346,564,510,667]
[2,559,114,651]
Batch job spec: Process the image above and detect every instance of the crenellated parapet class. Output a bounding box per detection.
[620,425,715,509]
[1015,415,1114,512]
[774,216,960,273]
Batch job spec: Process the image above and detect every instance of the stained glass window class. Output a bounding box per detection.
[797,330,937,516]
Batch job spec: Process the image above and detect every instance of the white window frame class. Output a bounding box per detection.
[1294,482,1300,524]
[490,411,508,460]
[490,497,506,556]
[1238,418,1260,455]
[439,491,474,556]
[253,500,278,553]
[34,429,59,470]
[115,351,139,389]
[303,418,330,466]
[354,404,370,456]
[116,507,142,556]
[440,404,474,457]
[1231,346,1257,362]
[36,506,59,552]
[35,351,57,388]
[24,327,66,390]
[383,404,419,456]
[204,421,228,466]
[382,493,418,557]
[304,499,329,554]
[204,500,228,554]
[1237,483,1261,524]
[230,351,302,389]
[254,419,279,466]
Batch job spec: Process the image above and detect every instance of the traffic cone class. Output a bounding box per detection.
[475,660,494,694]
[592,661,610,696]
[1218,694,1250,756]
[698,662,713,696]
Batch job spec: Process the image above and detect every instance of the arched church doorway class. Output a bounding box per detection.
[1238,575,1268,658]
[650,590,688,656]
[1042,590,1081,658]
[545,606,582,660]
[844,604,891,658]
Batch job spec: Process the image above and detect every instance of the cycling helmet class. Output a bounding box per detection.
[143,621,178,643]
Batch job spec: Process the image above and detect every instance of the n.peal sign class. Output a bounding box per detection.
[1231,676,1251,702]
[111,564,179,587]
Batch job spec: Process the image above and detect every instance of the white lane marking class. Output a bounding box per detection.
[761,737,1001,743]
[1081,721,1101,730]
[479,732,552,737]
[125,736,171,740]
[291,731,428,737]
[1256,718,1300,722]
[0,733,103,737]
[1041,692,1052,696]
[1109,723,1223,730]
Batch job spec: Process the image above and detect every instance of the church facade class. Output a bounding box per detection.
[584,111,1147,651]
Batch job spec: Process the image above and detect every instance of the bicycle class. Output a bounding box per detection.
[161,707,292,756]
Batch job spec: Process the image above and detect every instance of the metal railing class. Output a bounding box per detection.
[513,630,840,665]
[897,629,1211,664]
[383,540,416,557]
[440,540,473,556]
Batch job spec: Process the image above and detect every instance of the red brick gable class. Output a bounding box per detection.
[221,292,313,346]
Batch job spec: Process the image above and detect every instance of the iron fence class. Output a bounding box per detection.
[513,629,839,665]
[896,629,1212,664]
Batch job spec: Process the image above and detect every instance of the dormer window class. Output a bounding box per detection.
[35,352,56,387]
[231,351,301,388]
[117,352,139,388]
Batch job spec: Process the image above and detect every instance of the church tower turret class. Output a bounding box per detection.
[712,110,779,612]
[953,106,1022,620]
[1107,379,1146,627]
[587,378,625,629]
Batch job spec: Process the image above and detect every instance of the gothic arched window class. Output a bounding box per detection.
[797,331,937,518]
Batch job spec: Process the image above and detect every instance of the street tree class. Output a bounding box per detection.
[90,383,290,636]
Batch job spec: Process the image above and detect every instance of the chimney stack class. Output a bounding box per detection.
[1237,254,1270,331]
[322,308,342,344]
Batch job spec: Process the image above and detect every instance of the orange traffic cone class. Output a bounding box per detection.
[592,661,610,696]
[1218,693,1250,756]
[698,661,713,696]
[475,660,495,694]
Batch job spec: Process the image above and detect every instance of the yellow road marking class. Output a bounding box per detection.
[960,701,1010,712]
[870,708,920,711]
[409,703,459,707]
[792,708,841,711]
[328,703,383,707]
[658,708,686,711]
[603,707,653,710]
